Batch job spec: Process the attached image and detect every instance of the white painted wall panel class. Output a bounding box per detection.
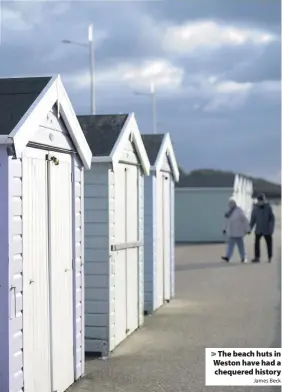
[163,174,171,301]
[41,107,69,133]
[48,151,74,392]
[125,165,139,334]
[137,172,144,326]
[160,154,171,172]
[22,148,51,392]
[143,165,175,314]
[29,107,75,152]
[120,139,139,164]
[156,173,164,308]
[113,250,127,346]
[30,126,74,151]
[73,158,85,376]
[113,164,127,346]
[170,180,175,298]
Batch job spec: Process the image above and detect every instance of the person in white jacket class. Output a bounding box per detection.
[221,198,250,263]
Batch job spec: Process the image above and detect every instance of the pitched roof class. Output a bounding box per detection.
[0,77,52,135]
[0,75,92,169]
[141,134,165,165]
[77,114,129,156]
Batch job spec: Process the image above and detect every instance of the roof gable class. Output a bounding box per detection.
[77,114,128,157]
[141,134,165,165]
[161,152,173,172]
[142,133,179,182]
[0,75,92,169]
[78,113,151,175]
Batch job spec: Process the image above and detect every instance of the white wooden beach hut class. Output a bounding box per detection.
[141,133,179,314]
[0,75,91,392]
[78,114,150,357]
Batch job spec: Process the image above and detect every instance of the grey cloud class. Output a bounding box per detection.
[144,0,281,31]
[2,1,279,85]
[0,0,280,181]
[178,45,270,86]
[76,85,280,178]
[227,40,281,83]
[1,1,161,70]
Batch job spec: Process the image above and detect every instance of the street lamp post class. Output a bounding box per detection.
[62,23,95,115]
[134,81,157,134]
[150,82,157,135]
[88,24,95,115]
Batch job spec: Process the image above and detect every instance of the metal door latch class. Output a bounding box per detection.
[50,156,60,165]
[46,155,60,165]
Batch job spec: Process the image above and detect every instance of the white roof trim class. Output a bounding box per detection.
[8,75,92,169]
[110,113,150,175]
[153,133,179,182]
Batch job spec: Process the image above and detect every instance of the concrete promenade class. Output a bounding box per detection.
[70,206,281,392]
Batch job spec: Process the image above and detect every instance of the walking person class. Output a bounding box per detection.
[249,193,275,263]
[221,198,250,263]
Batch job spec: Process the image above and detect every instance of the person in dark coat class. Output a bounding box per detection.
[249,194,275,263]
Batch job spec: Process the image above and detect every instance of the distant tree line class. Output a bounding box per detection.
[177,169,281,200]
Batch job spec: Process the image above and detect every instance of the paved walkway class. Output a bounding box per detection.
[70,207,281,392]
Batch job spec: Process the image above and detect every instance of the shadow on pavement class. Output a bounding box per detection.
[176,261,243,271]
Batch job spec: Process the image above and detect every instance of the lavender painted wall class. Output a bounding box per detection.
[9,155,24,392]
[0,146,9,392]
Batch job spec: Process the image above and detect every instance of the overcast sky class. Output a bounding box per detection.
[0,0,281,182]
